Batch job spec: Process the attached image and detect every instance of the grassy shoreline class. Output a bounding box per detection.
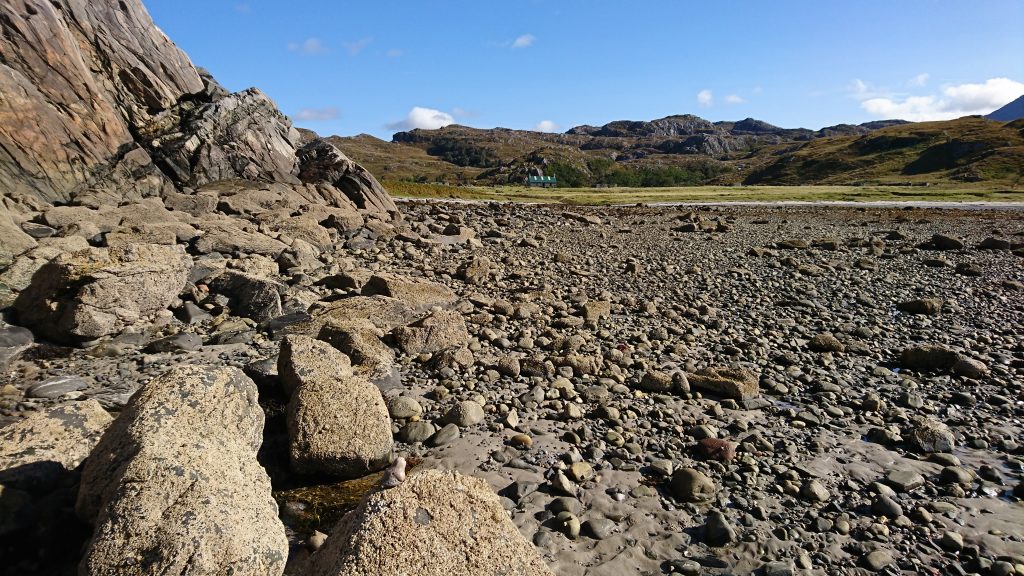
[384,180,1024,206]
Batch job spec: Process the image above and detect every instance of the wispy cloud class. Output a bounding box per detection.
[234,3,250,14]
[288,38,327,55]
[385,48,404,58]
[534,120,560,133]
[725,94,745,104]
[343,37,373,56]
[452,107,477,119]
[910,73,929,87]
[387,107,456,131]
[858,77,1024,121]
[512,34,535,49]
[697,89,714,107]
[292,107,340,122]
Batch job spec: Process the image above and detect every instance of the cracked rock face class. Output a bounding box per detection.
[0,0,204,205]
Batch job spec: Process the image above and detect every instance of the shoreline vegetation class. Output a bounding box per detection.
[384,180,1024,206]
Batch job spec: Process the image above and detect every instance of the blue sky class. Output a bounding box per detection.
[146,1,1024,139]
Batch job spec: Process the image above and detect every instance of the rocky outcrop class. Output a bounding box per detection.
[76,365,287,576]
[0,0,396,217]
[297,139,397,213]
[305,469,554,576]
[0,0,203,205]
[138,87,301,189]
[13,243,191,342]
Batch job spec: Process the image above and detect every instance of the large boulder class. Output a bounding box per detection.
[0,400,112,492]
[208,270,286,323]
[305,469,554,576]
[76,365,287,576]
[138,88,301,188]
[280,335,393,478]
[13,243,191,342]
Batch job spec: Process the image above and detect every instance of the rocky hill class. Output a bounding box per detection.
[987,95,1024,122]
[329,113,1024,189]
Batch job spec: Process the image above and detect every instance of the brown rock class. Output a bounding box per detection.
[688,366,759,400]
[13,243,191,342]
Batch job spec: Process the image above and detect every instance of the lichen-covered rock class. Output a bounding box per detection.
[76,365,287,576]
[277,335,353,397]
[281,336,393,478]
[305,469,554,576]
[687,366,759,400]
[0,400,112,492]
[13,243,191,342]
[318,319,397,384]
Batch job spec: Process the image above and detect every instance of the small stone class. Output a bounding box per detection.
[669,468,716,502]
[938,466,973,486]
[800,479,831,503]
[567,461,593,483]
[145,333,203,353]
[862,550,893,572]
[872,494,903,519]
[703,509,735,546]
[387,396,422,419]
[427,423,460,446]
[885,470,925,492]
[583,518,615,540]
[444,400,484,427]
[939,530,964,551]
[399,421,435,444]
[556,511,580,539]
[509,433,533,449]
[762,561,795,576]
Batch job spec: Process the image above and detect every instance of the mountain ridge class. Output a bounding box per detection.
[326,113,1021,188]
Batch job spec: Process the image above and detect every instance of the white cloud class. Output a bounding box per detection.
[512,34,535,48]
[292,107,340,122]
[288,38,327,55]
[910,73,929,87]
[725,94,745,104]
[387,107,456,131]
[452,107,476,119]
[535,120,560,133]
[860,77,1024,121]
[343,37,373,56]
[697,89,713,107]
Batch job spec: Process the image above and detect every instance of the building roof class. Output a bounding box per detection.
[527,175,557,182]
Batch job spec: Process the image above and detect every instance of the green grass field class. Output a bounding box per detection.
[384,180,1024,206]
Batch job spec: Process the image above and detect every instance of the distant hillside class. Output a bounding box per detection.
[745,116,1024,186]
[323,114,1021,188]
[987,95,1024,122]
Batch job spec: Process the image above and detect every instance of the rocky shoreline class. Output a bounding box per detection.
[2,199,1023,575]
